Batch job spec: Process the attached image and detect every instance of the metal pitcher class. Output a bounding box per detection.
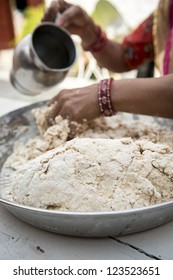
[10,22,76,96]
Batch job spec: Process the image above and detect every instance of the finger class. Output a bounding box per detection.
[57,107,78,139]
[58,105,72,120]
[47,95,59,106]
[58,0,71,13]
[56,5,82,28]
[42,1,59,22]
[42,0,71,22]
[46,102,61,124]
[47,88,71,106]
[67,122,78,140]
[47,89,64,106]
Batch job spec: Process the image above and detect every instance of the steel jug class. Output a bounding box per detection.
[10,22,76,96]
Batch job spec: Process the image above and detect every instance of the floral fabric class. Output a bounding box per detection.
[123,15,154,69]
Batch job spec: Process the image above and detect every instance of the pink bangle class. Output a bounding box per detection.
[98,78,116,116]
[82,26,108,52]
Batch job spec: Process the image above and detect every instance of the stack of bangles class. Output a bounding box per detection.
[98,78,116,117]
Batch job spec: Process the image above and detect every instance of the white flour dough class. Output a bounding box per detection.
[4,106,173,170]
[5,138,173,212]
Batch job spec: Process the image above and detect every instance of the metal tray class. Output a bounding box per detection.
[0,101,173,237]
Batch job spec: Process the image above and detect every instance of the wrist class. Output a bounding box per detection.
[81,23,99,47]
[81,24,108,52]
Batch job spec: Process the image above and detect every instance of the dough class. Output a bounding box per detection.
[4,106,173,170]
[5,138,173,212]
[2,105,173,212]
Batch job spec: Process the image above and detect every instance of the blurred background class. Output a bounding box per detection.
[0,0,159,102]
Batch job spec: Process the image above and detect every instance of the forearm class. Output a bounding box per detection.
[81,14,154,73]
[92,40,130,72]
[111,74,173,119]
[43,1,131,72]
[81,25,130,73]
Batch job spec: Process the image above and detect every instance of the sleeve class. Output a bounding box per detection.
[122,14,154,69]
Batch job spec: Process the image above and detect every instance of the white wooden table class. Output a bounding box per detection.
[0,78,173,260]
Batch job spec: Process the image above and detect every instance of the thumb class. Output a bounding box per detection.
[55,6,80,28]
[55,13,65,26]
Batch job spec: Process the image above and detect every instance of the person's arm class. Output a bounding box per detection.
[112,74,173,119]
[83,35,129,73]
[42,0,130,72]
[42,1,154,73]
[47,74,173,123]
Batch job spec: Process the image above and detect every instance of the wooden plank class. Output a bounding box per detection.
[117,221,173,259]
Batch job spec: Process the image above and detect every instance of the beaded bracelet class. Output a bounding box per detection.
[98,78,116,116]
[82,26,108,52]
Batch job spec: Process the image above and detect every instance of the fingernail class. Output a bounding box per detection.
[55,17,64,26]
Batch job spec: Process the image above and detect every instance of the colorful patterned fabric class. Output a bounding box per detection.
[123,15,154,69]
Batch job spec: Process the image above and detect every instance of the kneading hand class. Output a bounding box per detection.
[47,83,100,123]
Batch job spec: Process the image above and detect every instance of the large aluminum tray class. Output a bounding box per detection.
[0,101,173,237]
